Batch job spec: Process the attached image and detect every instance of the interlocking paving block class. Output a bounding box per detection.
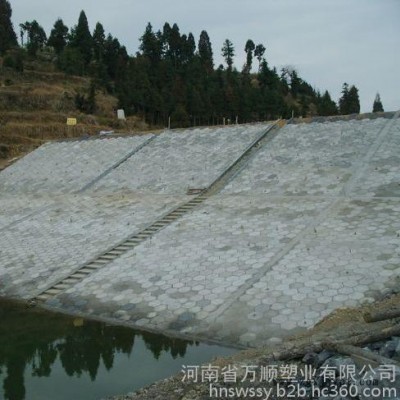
[91,125,268,194]
[0,193,188,298]
[0,194,52,230]
[350,119,400,197]
[49,195,330,338]
[1,118,399,348]
[213,198,400,347]
[0,135,153,194]
[222,118,387,196]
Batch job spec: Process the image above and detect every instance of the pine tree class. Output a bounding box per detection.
[254,44,265,71]
[289,69,301,98]
[48,19,68,55]
[48,19,341,126]
[90,22,108,82]
[258,59,279,90]
[103,34,128,80]
[221,39,234,71]
[139,23,162,64]
[347,85,360,114]
[69,10,93,65]
[161,22,171,54]
[339,83,360,114]
[339,82,350,114]
[243,39,255,74]
[198,30,213,73]
[372,93,384,112]
[168,23,181,67]
[317,90,338,116]
[183,32,195,64]
[92,22,105,61]
[0,0,18,54]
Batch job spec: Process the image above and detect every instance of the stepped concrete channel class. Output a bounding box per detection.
[0,115,399,348]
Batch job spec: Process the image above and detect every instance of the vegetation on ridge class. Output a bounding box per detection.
[1,1,373,131]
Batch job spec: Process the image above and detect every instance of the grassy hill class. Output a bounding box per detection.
[0,57,148,169]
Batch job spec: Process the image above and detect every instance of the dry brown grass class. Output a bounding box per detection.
[0,61,135,161]
[0,122,116,161]
[0,64,117,114]
[0,111,67,124]
[1,122,113,141]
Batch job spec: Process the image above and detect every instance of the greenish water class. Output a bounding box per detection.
[0,299,236,400]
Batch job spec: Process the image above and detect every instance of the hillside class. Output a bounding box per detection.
[0,57,148,169]
[0,0,368,172]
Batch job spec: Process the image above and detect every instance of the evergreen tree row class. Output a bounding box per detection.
[0,1,384,125]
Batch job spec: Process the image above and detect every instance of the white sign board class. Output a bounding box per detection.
[117,109,126,120]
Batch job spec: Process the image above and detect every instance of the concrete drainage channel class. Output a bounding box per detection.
[30,121,283,305]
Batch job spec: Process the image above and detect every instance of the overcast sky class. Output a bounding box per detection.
[9,0,399,113]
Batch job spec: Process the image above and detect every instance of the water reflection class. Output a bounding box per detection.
[0,299,195,400]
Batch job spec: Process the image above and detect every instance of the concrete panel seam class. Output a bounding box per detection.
[77,135,156,193]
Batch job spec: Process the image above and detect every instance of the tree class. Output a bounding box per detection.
[170,103,190,128]
[19,22,30,47]
[57,46,85,75]
[183,32,196,64]
[0,0,18,54]
[243,39,255,74]
[166,23,181,67]
[258,59,279,90]
[254,44,265,71]
[221,39,234,71]
[90,22,107,81]
[198,30,213,73]
[161,22,171,54]
[372,93,384,112]
[317,90,337,116]
[65,20,337,127]
[289,69,301,98]
[92,22,105,61]
[103,34,127,80]
[338,82,349,114]
[139,23,163,64]
[48,19,68,55]
[69,10,93,65]
[281,66,304,98]
[339,83,360,114]
[22,20,47,57]
[347,85,360,114]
